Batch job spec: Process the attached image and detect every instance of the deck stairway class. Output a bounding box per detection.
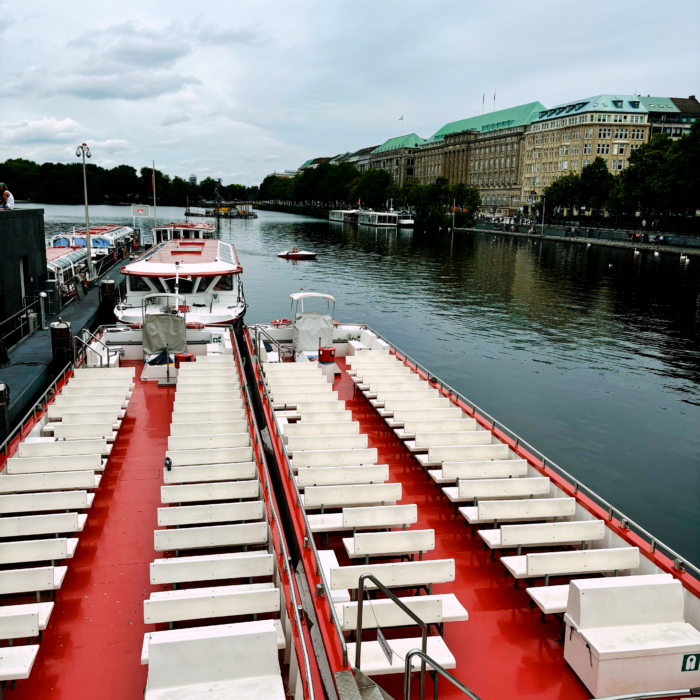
[140,354,290,699]
[0,364,134,688]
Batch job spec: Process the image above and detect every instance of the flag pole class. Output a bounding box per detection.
[153,160,157,228]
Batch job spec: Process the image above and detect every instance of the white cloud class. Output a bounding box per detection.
[2,117,82,144]
[161,113,190,127]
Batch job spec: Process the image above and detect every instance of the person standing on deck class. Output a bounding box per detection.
[0,183,14,209]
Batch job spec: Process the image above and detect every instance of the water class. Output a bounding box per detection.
[39,204,700,565]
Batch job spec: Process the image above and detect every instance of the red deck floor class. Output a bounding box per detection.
[328,359,592,700]
[11,363,169,700]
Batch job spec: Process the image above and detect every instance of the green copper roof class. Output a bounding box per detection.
[299,159,314,169]
[427,101,546,142]
[635,96,680,113]
[372,134,425,153]
[533,94,670,122]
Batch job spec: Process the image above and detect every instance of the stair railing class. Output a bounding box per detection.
[403,649,482,700]
[355,573,428,700]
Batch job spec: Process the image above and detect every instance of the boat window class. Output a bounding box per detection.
[173,230,181,239]
[213,275,234,291]
[74,237,87,247]
[53,237,71,247]
[161,277,198,294]
[129,276,152,292]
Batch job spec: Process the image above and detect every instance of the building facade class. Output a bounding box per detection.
[524,95,652,211]
[638,95,699,139]
[368,134,425,186]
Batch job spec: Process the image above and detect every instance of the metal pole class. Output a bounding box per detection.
[38,292,47,330]
[81,147,93,281]
[541,195,545,236]
[153,160,157,228]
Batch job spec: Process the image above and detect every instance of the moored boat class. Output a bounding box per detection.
[140,221,215,249]
[278,248,317,260]
[244,291,700,700]
[114,238,245,326]
[48,224,133,258]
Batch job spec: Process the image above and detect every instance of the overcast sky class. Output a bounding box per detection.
[2,0,698,185]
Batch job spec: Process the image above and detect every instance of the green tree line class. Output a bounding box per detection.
[259,162,481,227]
[0,158,257,206]
[542,122,699,218]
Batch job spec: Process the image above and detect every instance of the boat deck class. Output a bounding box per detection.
[9,362,165,699]
[304,358,591,699]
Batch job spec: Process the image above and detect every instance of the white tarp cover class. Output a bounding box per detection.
[293,312,333,352]
[143,314,187,355]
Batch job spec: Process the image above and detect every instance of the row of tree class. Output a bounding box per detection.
[542,123,699,217]
[0,158,258,206]
[258,162,482,227]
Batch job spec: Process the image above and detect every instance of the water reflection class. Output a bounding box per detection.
[40,204,700,564]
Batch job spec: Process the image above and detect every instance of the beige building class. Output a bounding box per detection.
[524,95,651,211]
[367,134,424,186]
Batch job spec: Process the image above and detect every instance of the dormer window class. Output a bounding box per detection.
[612,100,623,108]
[629,101,640,108]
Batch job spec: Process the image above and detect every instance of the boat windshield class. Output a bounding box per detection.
[160,277,199,294]
[213,275,234,291]
[53,236,71,247]
[129,276,152,292]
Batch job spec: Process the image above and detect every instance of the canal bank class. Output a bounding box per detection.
[454,226,700,256]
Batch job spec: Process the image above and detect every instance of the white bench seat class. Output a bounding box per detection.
[379,399,451,418]
[172,399,243,412]
[303,483,401,510]
[287,433,368,454]
[330,559,456,592]
[74,366,135,376]
[67,376,133,388]
[0,471,100,493]
[395,418,476,439]
[284,422,359,438]
[196,355,236,362]
[272,392,339,408]
[294,410,352,423]
[0,610,39,640]
[266,376,329,387]
[52,423,117,440]
[343,529,435,560]
[153,521,267,551]
[170,420,248,436]
[347,635,455,677]
[17,439,109,458]
[161,480,259,504]
[171,409,245,423]
[429,459,529,485]
[501,547,640,580]
[336,593,468,630]
[48,404,124,421]
[165,446,253,467]
[143,582,279,624]
[0,645,40,682]
[294,401,346,413]
[479,520,605,551]
[177,375,239,386]
[167,433,251,451]
[6,454,106,475]
[292,448,377,469]
[62,385,130,398]
[317,549,350,603]
[404,431,493,453]
[0,566,67,595]
[459,497,577,525]
[0,537,78,564]
[150,551,274,585]
[417,442,511,467]
[157,501,263,527]
[163,461,256,484]
[60,410,121,425]
[141,619,286,665]
[442,477,550,504]
[0,602,54,632]
[0,512,87,537]
[307,504,417,533]
[54,394,128,408]
[296,465,389,488]
[0,490,94,514]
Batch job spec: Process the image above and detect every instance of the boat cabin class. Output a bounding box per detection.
[329,209,359,224]
[142,222,215,248]
[357,211,398,227]
[48,225,133,257]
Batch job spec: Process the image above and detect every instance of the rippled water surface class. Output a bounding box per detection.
[41,204,700,564]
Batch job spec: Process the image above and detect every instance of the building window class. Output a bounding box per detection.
[613,114,627,122]
[614,128,629,139]
[572,144,580,155]
[598,128,612,139]
[582,159,590,167]
[535,177,540,186]
[563,161,568,170]
[596,143,610,155]
[597,114,611,123]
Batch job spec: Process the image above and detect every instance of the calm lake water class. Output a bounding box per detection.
[40,204,700,565]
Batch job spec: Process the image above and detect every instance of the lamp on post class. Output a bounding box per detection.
[76,143,93,282]
[530,189,537,221]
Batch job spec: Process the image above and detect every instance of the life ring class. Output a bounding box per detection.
[271,318,292,325]
[128,323,143,330]
[186,323,205,329]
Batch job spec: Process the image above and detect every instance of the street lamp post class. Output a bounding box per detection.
[76,144,93,281]
[541,195,546,237]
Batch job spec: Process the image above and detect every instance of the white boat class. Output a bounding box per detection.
[115,238,245,327]
[278,249,317,260]
[357,211,398,227]
[329,209,359,223]
[48,225,133,258]
[397,211,415,227]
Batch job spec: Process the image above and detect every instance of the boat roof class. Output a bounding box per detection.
[45,246,86,263]
[154,222,216,230]
[71,225,132,236]
[289,292,335,302]
[122,239,242,277]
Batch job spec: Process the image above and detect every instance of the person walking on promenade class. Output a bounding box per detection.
[0,183,14,210]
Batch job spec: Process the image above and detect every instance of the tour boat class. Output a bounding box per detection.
[140,221,215,249]
[114,238,246,327]
[3,287,699,700]
[48,225,133,258]
[329,209,359,224]
[397,211,415,227]
[278,249,317,260]
[358,211,399,227]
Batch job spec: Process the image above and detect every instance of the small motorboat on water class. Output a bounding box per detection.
[278,247,317,260]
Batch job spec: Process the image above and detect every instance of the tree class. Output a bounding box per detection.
[350,169,391,209]
[579,157,615,214]
[543,172,580,212]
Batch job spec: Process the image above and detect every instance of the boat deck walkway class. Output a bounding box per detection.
[0,264,124,424]
[10,362,169,700]
[327,359,591,700]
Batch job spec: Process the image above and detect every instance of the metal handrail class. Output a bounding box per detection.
[230,329,316,700]
[0,362,71,457]
[0,300,39,328]
[362,324,700,580]
[255,326,292,362]
[81,329,115,367]
[253,349,349,667]
[74,335,108,368]
[403,649,481,700]
[596,689,698,699]
[356,573,428,700]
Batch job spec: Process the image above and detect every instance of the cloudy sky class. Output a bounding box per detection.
[2,0,698,185]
